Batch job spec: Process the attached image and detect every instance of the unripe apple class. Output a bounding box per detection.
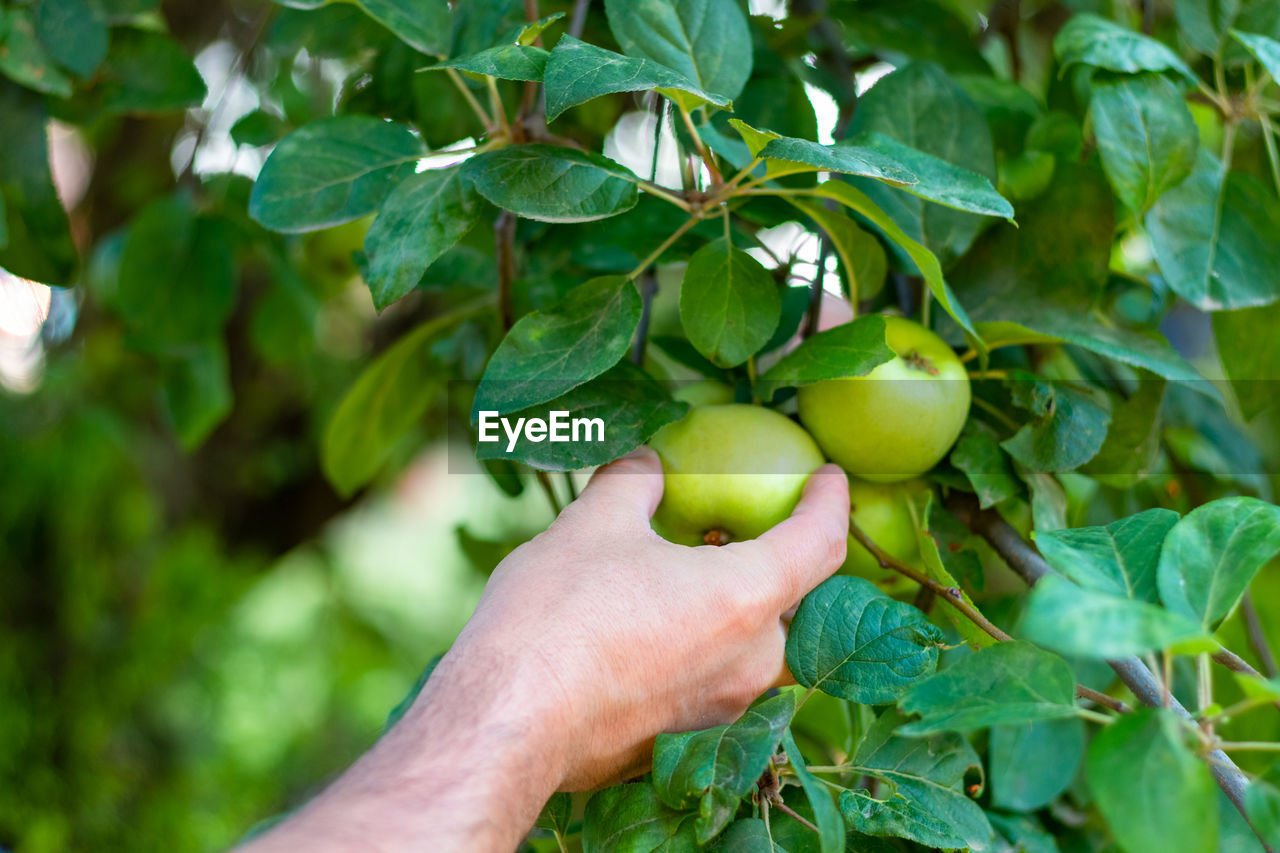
[797,316,970,482]
[841,477,929,594]
[649,404,825,546]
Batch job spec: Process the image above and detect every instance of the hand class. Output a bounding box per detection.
[239,448,849,853]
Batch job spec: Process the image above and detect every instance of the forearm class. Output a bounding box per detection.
[241,645,567,853]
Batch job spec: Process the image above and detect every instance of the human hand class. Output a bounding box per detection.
[451,446,850,790]
[238,448,849,853]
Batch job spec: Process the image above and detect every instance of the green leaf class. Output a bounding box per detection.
[653,693,795,844]
[950,423,1020,509]
[810,180,978,339]
[582,783,698,853]
[160,340,233,450]
[909,493,1000,650]
[363,166,484,310]
[1001,376,1111,472]
[1214,302,1280,420]
[474,275,642,414]
[0,82,76,284]
[758,315,894,396]
[1147,149,1280,310]
[989,717,1085,812]
[851,710,992,851]
[33,0,108,78]
[475,360,688,470]
[99,29,208,112]
[513,12,564,45]
[846,62,1003,265]
[787,200,887,301]
[0,9,72,96]
[899,641,1080,735]
[1034,508,1181,602]
[1178,2,1280,65]
[1090,73,1198,217]
[1246,779,1280,848]
[1234,30,1280,80]
[679,238,779,368]
[780,729,844,853]
[842,0,993,76]
[604,0,753,101]
[785,576,943,704]
[756,135,913,184]
[428,44,548,82]
[354,0,449,57]
[463,144,639,223]
[1083,375,1167,481]
[1086,709,1216,853]
[117,199,237,349]
[1156,496,1280,630]
[1054,13,1195,79]
[543,36,730,121]
[709,819,788,852]
[230,109,288,146]
[988,813,1062,853]
[323,308,475,496]
[840,789,968,849]
[536,791,573,838]
[1019,574,1213,659]
[250,117,422,233]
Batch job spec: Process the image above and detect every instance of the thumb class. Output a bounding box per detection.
[573,446,665,529]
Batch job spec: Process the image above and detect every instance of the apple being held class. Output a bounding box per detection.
[649,404,825,546]
[798,316,970,482]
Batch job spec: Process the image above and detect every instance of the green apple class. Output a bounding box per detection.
[671,380,736,407]
[797,316,970,482]
[841,477,929,594]
[650,404,825,546]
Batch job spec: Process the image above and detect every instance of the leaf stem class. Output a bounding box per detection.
[1260,114,1280,197]
[1078,685,1130,714]
[1241,592,1280,677]
[1219,741,1280,752]
[486,76,511,138]
[675,102,722,185]
[445,68,495,132]
[637,179,694,212]
[534,469,562,516]
[1077,708,1114,725]
[770,798,820,834]
[628,216,701,279]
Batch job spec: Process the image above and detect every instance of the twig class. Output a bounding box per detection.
[675,103,722,185]
[802,240,830,339]
[1077,685,1130,714]
[534,469,562,515]
[945,491,1272,851]
[847,518,1013,643]
[568,0,591,39]
[1242,592,1280,678]
[495,212,516,330]
[631,272,657,364]
[770,798,820,834]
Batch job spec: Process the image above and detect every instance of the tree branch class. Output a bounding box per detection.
[495,212,516,330]
[568,0,591,39]
[631,272,657,365]
[945,491,1271,850]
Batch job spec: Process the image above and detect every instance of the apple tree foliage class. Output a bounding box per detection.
[7,0,1280,850]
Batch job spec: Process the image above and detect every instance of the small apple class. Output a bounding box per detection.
[841,477,929,593]
[797,316,970,482]
[671,380,736,407]
[649,404,825,546]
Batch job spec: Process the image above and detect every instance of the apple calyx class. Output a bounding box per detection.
[703,528,731,546]
[903,349,940,376]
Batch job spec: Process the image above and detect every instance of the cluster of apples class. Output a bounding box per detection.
[648,316,970,584]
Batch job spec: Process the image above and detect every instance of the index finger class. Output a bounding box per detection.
[744,464,849,609]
